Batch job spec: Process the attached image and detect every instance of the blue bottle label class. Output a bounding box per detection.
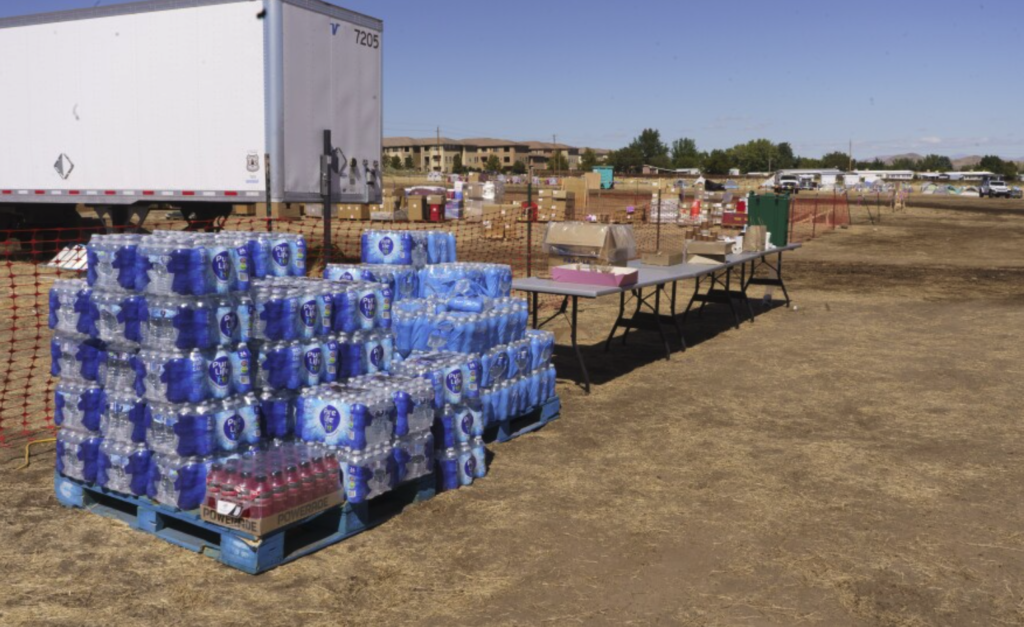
[359,294,376,321]
[223,413,243,442]
[272,243,290,268]
[208,357,231,389]
[378,236,394,256]
[304,347,322,374]
[370,345,384,369]
[212,252,231,282]
[320,405,341,434]
[219,311,238,338]
[445,369,463,395]
[301,300,317,328]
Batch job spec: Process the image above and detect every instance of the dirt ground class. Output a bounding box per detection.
[2,200,1024,626]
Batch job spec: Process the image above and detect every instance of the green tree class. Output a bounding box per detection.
[918,154,953,172]
[404,155,414,170]
[858,158,886,170]
[670,138,701,169]
[579,148,599,171]
[820,151,851,170]
[549,150,569,171]
[703,149,733,175]
[776,142,797,170]
[608,146,643,173]
[389,155,402,170]
[979,155,1017,179]
[731,138,778,173]
[511,160,527,175]
[452,153,465,174]
[484,154,502,172]
[890,157,918,171]
[628,128,669,165]
[798,156,823,168]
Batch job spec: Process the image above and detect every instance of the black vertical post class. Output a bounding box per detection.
[322,130,333,265]
[264,152,273,232]
[656,187,662,251]
[526,181,533,278]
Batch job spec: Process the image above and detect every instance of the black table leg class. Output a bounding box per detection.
[654,286,671,360]
[725,267,740,329]
[683,275,702,322]
[670,281,686,350]
[622,288,642,346]
[740,261,755,323]
[570,295,590,393]
[777,251,791,307]
[604,291,626,352]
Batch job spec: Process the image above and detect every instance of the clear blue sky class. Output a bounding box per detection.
[4,0,1023,159]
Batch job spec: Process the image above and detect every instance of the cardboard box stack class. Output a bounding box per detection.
[482,203,519,240]
[535,190,576,222]
[562,177,589,211]
[232,203,302,219]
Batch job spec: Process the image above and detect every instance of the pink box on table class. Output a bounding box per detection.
[550,264,638,288]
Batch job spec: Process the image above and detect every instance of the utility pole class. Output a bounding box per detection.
[436,126,441,173]
[848,139,853,171]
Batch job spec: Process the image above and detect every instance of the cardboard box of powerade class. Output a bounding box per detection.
[542,221,637,268]
[642,250,684,266]
[232,204,257,216]
[685,240,730,264]
[722,211,747,227]
[426,195,445,206]
[201,490,344,537]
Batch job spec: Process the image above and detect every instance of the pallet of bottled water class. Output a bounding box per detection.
[51,228,561,573]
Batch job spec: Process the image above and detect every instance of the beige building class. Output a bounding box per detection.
[458,138,531,170]
[525,141,580,171]
[384,137,599,173]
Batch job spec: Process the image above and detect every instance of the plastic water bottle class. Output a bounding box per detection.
[135,348,207,404]
[269,236,292,277]
[148,453,213,510]
[54,380,106,433]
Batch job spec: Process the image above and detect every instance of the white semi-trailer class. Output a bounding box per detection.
[0,0,383,230]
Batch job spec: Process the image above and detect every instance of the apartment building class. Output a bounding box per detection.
[384,137,599,173]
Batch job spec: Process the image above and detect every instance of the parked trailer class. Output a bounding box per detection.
[0,0,383,230]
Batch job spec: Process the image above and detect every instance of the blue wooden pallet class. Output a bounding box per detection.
[485,396,561,444]
[54,472,435,575]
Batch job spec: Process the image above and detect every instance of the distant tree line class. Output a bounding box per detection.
[604,129,1020,179]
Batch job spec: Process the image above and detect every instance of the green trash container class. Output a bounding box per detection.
[746,192,790,247]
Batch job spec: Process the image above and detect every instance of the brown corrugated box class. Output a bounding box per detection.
[239,203,299,219]
[562,177,589,209]
[642,250,684,266]
[685,240,730,264]
[407,196,428,222]
[542,222,636,275]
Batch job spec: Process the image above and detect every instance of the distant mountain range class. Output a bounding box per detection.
[868,153,1024,169]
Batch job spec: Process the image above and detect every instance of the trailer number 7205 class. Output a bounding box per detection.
[353,28,379,49]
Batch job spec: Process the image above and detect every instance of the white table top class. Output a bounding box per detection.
[512,243,801,299]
